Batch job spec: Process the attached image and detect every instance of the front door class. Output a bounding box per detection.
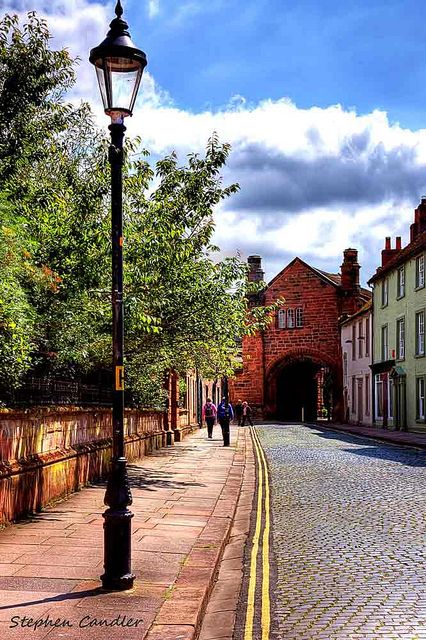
[357,378,363,424]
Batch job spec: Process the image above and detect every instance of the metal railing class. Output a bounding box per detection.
[5,377,113,407]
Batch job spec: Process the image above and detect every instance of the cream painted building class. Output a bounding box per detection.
[341,300,373,426]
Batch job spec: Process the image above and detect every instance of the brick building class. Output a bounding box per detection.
[229,250,370,421]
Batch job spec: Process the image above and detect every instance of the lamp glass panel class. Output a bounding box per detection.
[95,63,109,111]
[106,56,142,113]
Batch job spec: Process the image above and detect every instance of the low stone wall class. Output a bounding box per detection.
[175,408,200,442]
[0,407,165,525]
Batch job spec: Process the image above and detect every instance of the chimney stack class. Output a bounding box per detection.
[247,255,264,282]
[381,236,402,267]
[410,197,426,242]
[340,249,361,315]
[341,248,360,293]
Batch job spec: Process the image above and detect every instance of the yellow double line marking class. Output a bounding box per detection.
[244,426,271,640]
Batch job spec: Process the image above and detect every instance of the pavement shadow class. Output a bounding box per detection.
[126,465,205,491]
[0,587,106,611]
[339,445,426,466]
[310,428,426,466]
[312,429,380,447]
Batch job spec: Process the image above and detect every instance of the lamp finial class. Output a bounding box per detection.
[115,1,123,18]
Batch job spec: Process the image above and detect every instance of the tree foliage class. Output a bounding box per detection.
[0,12,279,407]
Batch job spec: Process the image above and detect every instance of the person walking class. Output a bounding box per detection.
[241,401,254,427]
[202,398,217,439]
[217,397,234,446]
[234,399,243,426]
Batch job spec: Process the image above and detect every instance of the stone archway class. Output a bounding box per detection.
[265,348,342,422]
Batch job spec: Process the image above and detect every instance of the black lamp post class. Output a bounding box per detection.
[89,0,147,591]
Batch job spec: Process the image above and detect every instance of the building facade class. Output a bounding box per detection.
[340,300,373,426]
[369,199,426,432]
[230,250,370,421]
[164,370,222,439]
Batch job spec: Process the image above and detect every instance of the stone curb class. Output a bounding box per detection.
[144,428,251,640]
[198,428,256,640]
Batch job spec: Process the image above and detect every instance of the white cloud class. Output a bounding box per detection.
[127,99,426,282]
[147,0,159,18]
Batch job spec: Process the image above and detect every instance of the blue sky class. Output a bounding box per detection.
[3,0,426,284]
[130,0,426,129]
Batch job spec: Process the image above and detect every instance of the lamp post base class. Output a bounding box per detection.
[101,572,135,591]
[101,457,135,591]
[101,507,135,591]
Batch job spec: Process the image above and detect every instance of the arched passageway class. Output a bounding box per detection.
[265,351,341,421]
[276,361,320,421]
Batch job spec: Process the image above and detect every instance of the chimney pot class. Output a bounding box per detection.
[396,236,402,250]
[385,237,391,250]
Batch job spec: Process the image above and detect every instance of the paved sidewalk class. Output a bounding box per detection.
[313,421,426,449]
[0,426,250,640]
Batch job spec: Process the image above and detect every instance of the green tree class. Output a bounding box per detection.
[0,195,50,392]
[0,11,112,384]
[0,12,279,407]
[0,11,76,184]
[122,135,279,405]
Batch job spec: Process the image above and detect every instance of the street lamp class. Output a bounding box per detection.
[89,0,147,591]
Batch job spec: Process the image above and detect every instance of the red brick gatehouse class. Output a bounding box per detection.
[229,250,370,421]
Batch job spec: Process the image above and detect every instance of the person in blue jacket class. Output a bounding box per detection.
[217,397,234,446]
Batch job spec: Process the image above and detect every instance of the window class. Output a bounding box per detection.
[396,318,405,360]
[352,324,356,361]
[417,377,425,420]
[279,307,303,329]
[365,317,370,357]
[375,374,383,418]
[381,278,388,306]
[358,320,363,358]
[416,255,425,289]
[416,310,425,356]
[365,374,370,415]
[397,266,405,298]
[343,353,348,387]
[351,376,356,413]
[381,324,388,361]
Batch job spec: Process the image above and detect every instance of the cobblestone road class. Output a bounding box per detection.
[257,423,426,640]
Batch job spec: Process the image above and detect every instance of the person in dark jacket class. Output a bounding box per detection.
[202,398,217,439]
[217,398,234,446]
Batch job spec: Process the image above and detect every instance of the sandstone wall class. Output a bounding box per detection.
[0,407,164,525]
